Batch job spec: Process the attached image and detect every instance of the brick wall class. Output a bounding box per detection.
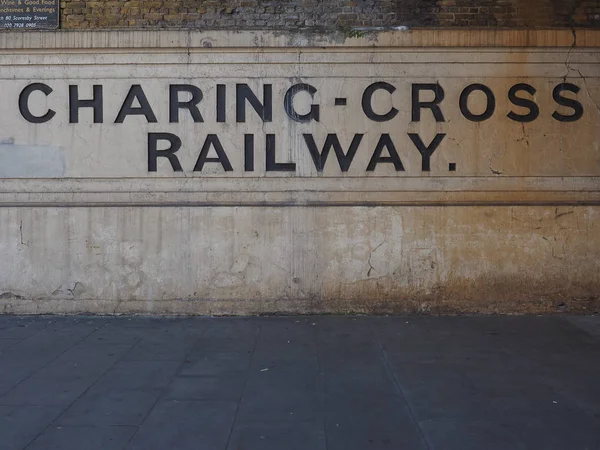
[59,0,600,29]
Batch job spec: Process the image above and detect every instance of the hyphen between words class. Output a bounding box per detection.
[19,81,584,173]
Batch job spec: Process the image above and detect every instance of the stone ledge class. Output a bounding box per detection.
[1,29,599,50]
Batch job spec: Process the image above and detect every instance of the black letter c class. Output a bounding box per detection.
[362,82,398,122]
[19,83,56,124]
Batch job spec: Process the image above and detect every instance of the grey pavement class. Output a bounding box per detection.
[0,315,599,450]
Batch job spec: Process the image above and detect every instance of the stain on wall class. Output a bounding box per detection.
[0,143,66,178]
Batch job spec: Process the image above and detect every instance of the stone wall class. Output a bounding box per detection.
[59,0,600,30]
[0,29,599,315]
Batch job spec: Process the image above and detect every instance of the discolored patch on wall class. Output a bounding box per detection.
[0,143,65,178]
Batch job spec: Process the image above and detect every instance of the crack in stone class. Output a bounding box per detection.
[564,29,600,114]
[487,141,507,175]
[489,164,503,175]
[539,235,566,260]
[563,29,577,83]
[517,123,530,149]
[186,30,192,65]
[0,292,24,300]
[19,221,28,246]
[344,275,389,286]
[367,241,385,277]
[555,209,574,219]
[572,66,600,115]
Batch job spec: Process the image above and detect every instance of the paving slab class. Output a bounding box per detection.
[56,389,163,427]
[566,315,600,338]
[0,405,63,450]
[227,420,327,450]
[237,368,323,422]
[0,374,98,407]
[126,399,238,450]
[325,393,428,450]
[0,339,21,352]
[0,318,52,340]
[26,425,138,450]
[164,376,246,401]
[122,336,199,362]
[181,351,253,377]
[91,360,182,391]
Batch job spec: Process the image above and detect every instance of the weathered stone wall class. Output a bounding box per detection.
[0,30,599,315]
[59,0,600,29]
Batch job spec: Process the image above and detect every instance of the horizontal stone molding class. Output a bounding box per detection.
[0,178,598,207]
[0,29,599,50]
